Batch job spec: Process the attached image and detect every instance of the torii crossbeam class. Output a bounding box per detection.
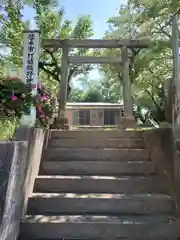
[42,39,151,49]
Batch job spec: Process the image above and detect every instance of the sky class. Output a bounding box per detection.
[23,0,124,38]
[22,0,124,83]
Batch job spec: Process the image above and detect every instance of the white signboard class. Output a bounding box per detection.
[20,30,40,127]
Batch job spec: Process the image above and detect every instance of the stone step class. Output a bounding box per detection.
[50,129,144,139]
[34,176,166,194]
[23,214,176,223]
[49,138,145,149]
[27,193,173,215]
[20,215,179,239]
[40,161,154,176]
[45,148,150,161]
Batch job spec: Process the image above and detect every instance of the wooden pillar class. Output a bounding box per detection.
[51,44,69,129]
[121,47,135,128]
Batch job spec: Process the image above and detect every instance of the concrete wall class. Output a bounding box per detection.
[0,142,16,218]
[19,128,46,217]
[0,127,46,240]
[0,141,28,239]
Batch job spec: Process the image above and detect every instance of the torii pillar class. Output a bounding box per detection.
[121,47,136,128]
[50,44,69,129]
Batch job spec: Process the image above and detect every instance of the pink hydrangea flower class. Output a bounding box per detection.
[12,95,17,101]
[31,83,36,89]
[41,95,49,101]
[38,82,42,89]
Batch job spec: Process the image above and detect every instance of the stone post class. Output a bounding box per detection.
[51,44,69,129]
[121,47,135,128]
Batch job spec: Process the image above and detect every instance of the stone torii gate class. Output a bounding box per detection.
[42,39,151,129]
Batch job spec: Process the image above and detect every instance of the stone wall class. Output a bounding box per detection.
[143,127,180,213]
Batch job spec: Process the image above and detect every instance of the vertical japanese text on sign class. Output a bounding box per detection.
[26,33,35,88]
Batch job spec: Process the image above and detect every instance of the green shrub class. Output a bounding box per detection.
[0,78,57,138]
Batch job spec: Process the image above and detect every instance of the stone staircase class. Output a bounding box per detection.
[20,130,179,239]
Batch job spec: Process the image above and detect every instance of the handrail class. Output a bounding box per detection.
[0,141,28,240]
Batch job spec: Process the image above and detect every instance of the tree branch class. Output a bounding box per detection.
[145,89,162,110]
[129,48,141,82]
[146,80,162,91]
[44,49,58,65]
[67,66,78,96]
[38,61,59,82]
[156,22,171,38]
[131,48,141,55]
[39,61,56,67]
[156,8,180,37]
[44,48,61,76]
